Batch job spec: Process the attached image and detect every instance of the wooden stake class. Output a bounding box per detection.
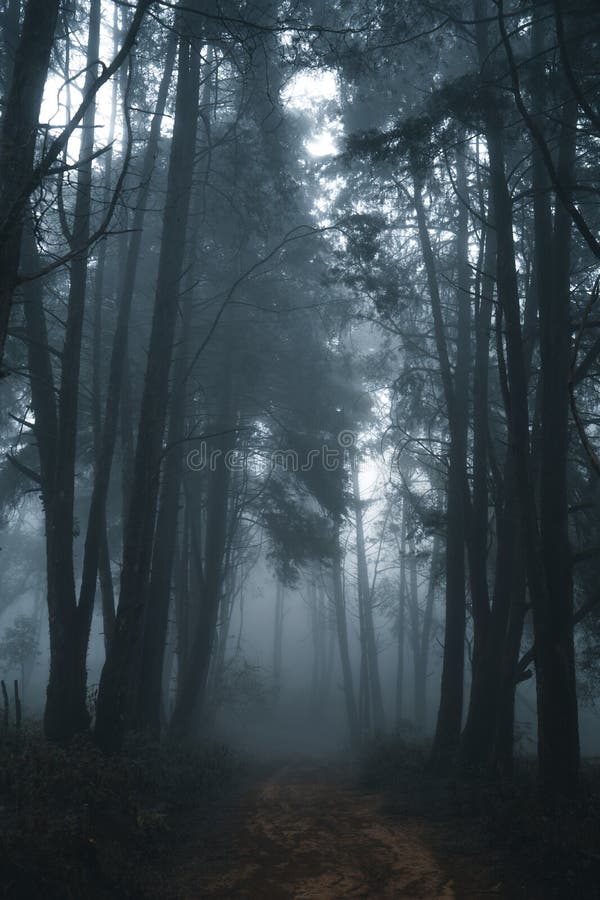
[1,680,9,730]
[14,680,21,730]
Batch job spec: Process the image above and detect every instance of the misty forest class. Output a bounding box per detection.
[1,0,600,897]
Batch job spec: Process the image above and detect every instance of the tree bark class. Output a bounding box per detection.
[133,299,190,735]
[415,535,439,733]
[0,0,60,370]
[273,581,284,703]
[95,24,201,753]
[168,405,237,739]
[412,151,470,772]
[44,0,101,742]
[77,28,177,662]
[352,459,385,733]
[331,520,360,747]
[536,29,580,799]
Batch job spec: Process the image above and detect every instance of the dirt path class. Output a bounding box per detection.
[170,759,502,899]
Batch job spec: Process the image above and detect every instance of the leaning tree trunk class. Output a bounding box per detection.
[0,0,151,370]
[77,28,177,665]
[0,0,60,370]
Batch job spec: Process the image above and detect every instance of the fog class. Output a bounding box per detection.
[1,0,600,896]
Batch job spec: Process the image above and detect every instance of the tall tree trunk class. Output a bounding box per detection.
[404,533,418,724]
[331,520,360,747]
[352,460,385,732]
[44,0,101,742]
[395,500,407,727]
[477,0,580,800]
[412,148,470,772]
[174,507,191,711]
[77,28,177,664]
[133,298,190,735]
[320,584,336,710]
[0,0,151,369]
[461,449,518,769]
[168,408,236,739]
[90,4,126,652]
[482,87,547,779]
[1,0,20,95]
[536,29,580,798]
[491,531,527,777]
[0,0,60,369]
[460,218,503,768]
[209,556,238,709]
[95,23,201,753]
[461,5,547,771]
[415,535,440,733]
[273,580,284,703]
[308,576,323,717]
[408,536,420,724]
[466,211,494,652]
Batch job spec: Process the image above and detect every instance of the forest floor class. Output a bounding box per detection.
[2,732,600,898]
[158,756,512,899]
[156,742,600,900]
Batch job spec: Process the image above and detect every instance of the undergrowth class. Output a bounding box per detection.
[0,725,243,899]
[359,733,600,900]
